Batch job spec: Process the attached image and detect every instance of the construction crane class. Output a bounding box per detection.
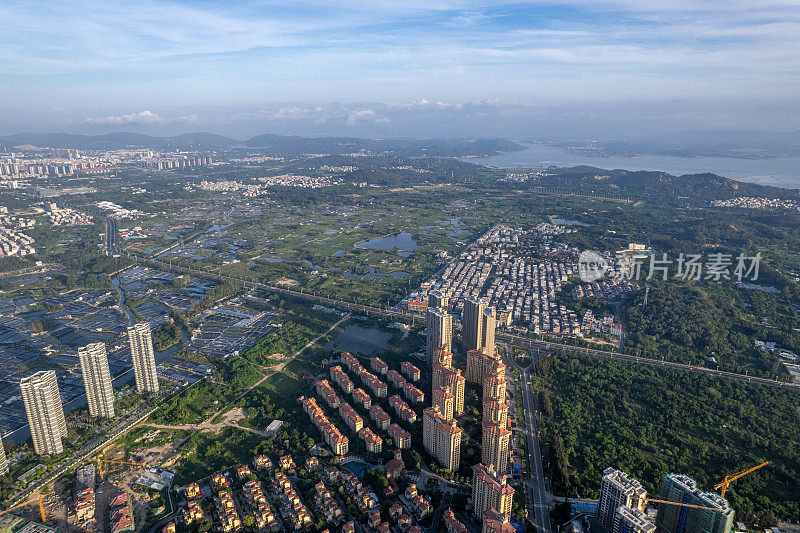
[0,490,53,523]
[92,456,150,480]
[634,496,721,512]
[715,462,769,497]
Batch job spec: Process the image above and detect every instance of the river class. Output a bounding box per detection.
[468,142,800,189]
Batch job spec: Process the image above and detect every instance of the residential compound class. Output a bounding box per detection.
[0,225,35,256]
[656,474,734,533]
[20,370,67,455]
[462,296,496,354]
[472,463,514,519]
[595,468,734,533]
[299,395,350,455]
[308,353,421,457]
[422,405,462,472]
[408,224,592,336]
[128,323,159,393]
[78,342,116,419]
[595,467,649,533]
[426,307,453,362]
[482,421,511,474]
[431,348,465,416]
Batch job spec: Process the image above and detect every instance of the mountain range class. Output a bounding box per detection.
[0,132,525,157]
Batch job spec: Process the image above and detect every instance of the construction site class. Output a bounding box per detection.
[1,437,177,533]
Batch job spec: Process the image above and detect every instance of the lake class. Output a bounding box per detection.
[325,325,391,356]
[356,232,420,251]
[469,142,800,189]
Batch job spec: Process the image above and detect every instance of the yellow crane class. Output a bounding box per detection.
[92,456,150,480]
[0,490,53,523]
[634,496,720,512]
[715,462,769,497]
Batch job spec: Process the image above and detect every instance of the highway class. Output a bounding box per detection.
[497,333,800,391]
[133,252,799,391]
[508,348,552,533]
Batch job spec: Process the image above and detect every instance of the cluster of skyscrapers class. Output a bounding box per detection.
[2,324,159,469]
[596,467,734,533]
[423,291,514,531]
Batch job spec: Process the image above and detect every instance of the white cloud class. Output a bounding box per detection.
[346,109,389,126]
[86,110,166,125]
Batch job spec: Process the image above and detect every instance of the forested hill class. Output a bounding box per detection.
[527,165,800,203]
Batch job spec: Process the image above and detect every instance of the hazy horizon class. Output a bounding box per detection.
[2,1,800,138]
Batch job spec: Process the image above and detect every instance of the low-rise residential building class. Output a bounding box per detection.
[401,361,421,381]
[341,352,361,372]
[253,455,273,471]
[186,481,202,499]
[212,473,229,490]
[359,427,383,454]
[243,480,279,531]
[72,488,95,530]
[389,395,417,423]
[387,370,407,389]
[313,481,345,525]
[483,509,515,533]
[370,357,388,375]
[299,396,349,455]
[306,456,320,471]
[184,500,205,524]
[280,455,296,470]
[353,388,372,409]
[403,382,425,404]
[316,379,342,408]
[361,372,388,398]
[444,509,468,533]
[388,424,411,448]
[369,404,391,430]
[340,402,365,432]
[236,465,252,480]
[109,492,134,533]
[331,366,354,394]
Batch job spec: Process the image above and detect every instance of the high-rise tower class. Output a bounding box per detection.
[462,296,486,352]
[78,343,115,418]
[128,323,159,393]
[20,370,67,456]
[426,308,453,364]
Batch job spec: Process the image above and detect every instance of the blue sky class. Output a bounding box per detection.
[1,0,799,137]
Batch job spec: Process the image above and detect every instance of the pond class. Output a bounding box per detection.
[355,232,420,251]
[325,324,392,356]
[343,460,371,478]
